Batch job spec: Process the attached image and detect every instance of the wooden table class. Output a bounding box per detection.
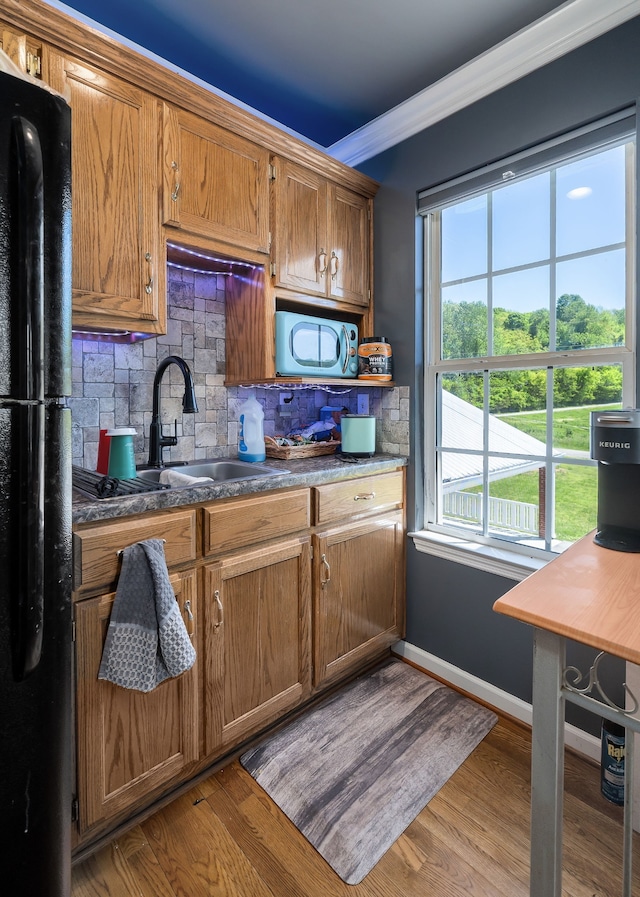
[494,530,640,897]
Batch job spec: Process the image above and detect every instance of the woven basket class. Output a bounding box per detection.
[265,440,340,460]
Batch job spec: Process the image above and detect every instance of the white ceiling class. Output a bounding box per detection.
[55,0,640,157]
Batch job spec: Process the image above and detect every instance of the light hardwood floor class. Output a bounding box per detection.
[71,714,638,897]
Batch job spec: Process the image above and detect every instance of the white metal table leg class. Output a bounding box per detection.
[530,628,565,897]
[623,726,634,897]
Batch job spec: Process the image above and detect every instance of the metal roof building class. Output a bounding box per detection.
[440,390,549,490]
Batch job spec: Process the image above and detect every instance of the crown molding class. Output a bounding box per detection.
[329,0,640,167]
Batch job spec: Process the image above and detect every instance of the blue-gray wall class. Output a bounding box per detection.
[360,18,640,733]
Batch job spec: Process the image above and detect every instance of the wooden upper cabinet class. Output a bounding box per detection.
[327,184,369,306]
[1,26,45,80]
[272,159,328,296]
[162,104,270,254]
[271,157,371,309]
[47,53,165,335]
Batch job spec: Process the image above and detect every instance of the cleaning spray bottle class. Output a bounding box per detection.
[238,396,266,462]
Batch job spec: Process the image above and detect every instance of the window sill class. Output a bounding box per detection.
[409,528,550,581]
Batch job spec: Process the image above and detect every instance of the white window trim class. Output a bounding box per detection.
[417,115,637,577]
[410,528,550,582]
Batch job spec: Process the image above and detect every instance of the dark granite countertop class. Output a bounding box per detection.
[72,454,408,526]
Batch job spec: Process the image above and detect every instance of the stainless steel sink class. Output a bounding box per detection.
[137,458,288,487]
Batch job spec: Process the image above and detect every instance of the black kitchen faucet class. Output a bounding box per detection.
[147,355,198,467]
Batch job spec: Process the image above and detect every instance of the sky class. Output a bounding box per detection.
[440,143,628,313]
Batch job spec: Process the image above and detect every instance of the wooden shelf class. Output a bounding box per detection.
[224,378,396,388]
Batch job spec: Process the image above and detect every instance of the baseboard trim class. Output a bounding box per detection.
[392,640,601,763]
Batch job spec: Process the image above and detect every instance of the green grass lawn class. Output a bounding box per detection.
[478,464,598,542]
[497,403,619,452]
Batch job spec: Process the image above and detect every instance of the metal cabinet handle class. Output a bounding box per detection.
[330,250,339,279]
[213,589,223,630]
[171,160,180,202]
[144,252,154,294]
[318,248,328,275]
[183,598,195,640]
[354,492,376,501]
[320,553,331,589]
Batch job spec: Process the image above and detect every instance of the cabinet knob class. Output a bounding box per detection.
[318,249,328,275]
[330,251,339,279]
[354,492,375,501]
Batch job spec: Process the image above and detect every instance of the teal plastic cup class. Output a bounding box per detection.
[106,428,137,478]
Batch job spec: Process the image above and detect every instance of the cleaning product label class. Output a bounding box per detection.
[601,719,625,805]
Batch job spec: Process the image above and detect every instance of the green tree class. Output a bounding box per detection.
[556,294,624,350]
[442,372,483,406]
[442,293,624,412]
[442,301,487,359]
[528,308,550,348]
[593,366,623,402]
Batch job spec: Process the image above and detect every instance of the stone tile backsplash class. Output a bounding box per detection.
[69,265,410,470]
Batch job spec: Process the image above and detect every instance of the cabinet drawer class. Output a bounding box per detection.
[313,471,404,525]
[73,508,197,595]
[203,488,310,555]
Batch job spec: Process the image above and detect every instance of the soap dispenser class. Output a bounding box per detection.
[238,397,266,462]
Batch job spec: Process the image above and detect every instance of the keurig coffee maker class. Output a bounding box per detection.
[591,410,640,551]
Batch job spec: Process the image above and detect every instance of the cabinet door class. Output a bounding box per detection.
[162,104,270,253]
[272,157,328,296]
[74,570,198,834]
[313,511,405,688]
[203,537,311,755]
[48,54,165,334]
[0,26,45,79]
[327,184,370,308]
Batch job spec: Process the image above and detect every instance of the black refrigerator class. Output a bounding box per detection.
[0,67,73,896]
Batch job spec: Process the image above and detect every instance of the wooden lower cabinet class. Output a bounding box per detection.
[74,569,199,836]
[313,510,405,688]
[203,536,312,754]
[71,469,404,846]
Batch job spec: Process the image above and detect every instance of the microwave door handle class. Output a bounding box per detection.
[340,325,351,375]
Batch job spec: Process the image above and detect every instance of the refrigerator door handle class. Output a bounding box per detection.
[12,404,46,679]
[12,114,44,402]
[10,115,46,679]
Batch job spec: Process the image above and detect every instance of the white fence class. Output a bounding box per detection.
[444,490,539,535]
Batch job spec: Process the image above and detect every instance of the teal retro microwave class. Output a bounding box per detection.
[275,311,358,378]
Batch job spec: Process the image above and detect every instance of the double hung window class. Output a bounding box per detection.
[419,111,636,565]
